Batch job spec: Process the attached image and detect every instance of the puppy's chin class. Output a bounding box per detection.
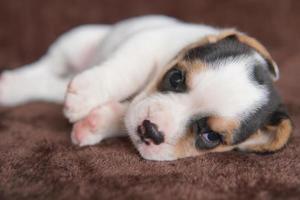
[135,142,177,161]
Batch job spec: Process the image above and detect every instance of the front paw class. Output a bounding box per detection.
[64,72,105,122]
[71,101,123,146]
[71,111,103,146]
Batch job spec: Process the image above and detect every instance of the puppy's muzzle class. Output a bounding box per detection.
[137,120,164,145]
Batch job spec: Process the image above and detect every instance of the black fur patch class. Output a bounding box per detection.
[253,65,268,85]
[233,86,282,144]
[184,35,252,63]
[268,105,290,126]
[231,56,287,145]
[266,59,277,78]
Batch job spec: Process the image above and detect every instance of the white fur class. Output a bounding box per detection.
[190,56,269,119]
[0,15,273,161]
[0,25,109,105]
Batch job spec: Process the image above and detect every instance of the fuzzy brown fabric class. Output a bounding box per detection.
[0,0,300,199]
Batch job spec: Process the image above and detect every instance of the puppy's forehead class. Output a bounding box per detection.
[178,36,270,119]
[189,56,268,118]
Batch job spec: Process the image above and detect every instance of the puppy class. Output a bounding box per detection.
[0,15,293,160]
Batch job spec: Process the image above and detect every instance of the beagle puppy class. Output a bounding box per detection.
[0,15,293,160]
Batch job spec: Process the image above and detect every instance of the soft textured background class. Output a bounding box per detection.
[0,0,299,199]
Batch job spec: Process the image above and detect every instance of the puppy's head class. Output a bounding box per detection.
[125,31,293,161]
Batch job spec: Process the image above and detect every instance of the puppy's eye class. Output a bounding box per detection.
[169,69,184,88]
[192,120,221,149]
[196,131,221,149]
[202,131,221,145]
[159,68,186,92]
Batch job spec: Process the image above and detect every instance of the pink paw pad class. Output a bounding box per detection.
[71,109,102,144]
[70,101,123,146]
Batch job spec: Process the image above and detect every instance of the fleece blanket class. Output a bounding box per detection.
[0,0,299,199]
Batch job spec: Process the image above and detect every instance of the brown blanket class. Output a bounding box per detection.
[0,0,299,199]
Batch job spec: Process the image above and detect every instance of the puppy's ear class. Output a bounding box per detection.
[220,31,279,81]
[238,105,293,153]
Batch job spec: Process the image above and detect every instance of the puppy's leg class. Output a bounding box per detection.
[64,23,211,122]
[0,58,69,106]
[71,101,128,146]
[64,32,165,122]
[0,25,110,106]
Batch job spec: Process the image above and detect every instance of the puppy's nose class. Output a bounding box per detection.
[137,120,164,145]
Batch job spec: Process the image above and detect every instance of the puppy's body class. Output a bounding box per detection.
[0,15,292,160]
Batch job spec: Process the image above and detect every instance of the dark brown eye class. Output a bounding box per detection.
[196,131,221,149]
[159,68,186,92]
[169,69,184,88]
[192,119,221,149]
[203,131,221,145]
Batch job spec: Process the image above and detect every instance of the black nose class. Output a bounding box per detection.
[137,120,164,145]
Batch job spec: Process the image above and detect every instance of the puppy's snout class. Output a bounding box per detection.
[137,120,164,145]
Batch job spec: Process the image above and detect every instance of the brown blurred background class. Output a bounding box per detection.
[0,1,299,199]
[0,0,299,103]
[0,0,298,63]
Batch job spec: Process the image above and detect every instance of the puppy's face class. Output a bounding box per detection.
[125,31,293,161]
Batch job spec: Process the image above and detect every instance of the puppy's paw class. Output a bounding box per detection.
[71,101,123,146]
[64,72,105,122]
[71,111,102,146]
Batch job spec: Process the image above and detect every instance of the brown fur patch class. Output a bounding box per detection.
[238,119,293,153]
[174,130,202,159]
[235,34,273,64]
[209,144,236,153]
[207,117,240,145]
[174,118,239,158]
[177,59,206,89]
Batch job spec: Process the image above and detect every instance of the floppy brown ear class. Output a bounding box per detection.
[237,105,293,153]
[222,31,279,81]
[180,30,279,80]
